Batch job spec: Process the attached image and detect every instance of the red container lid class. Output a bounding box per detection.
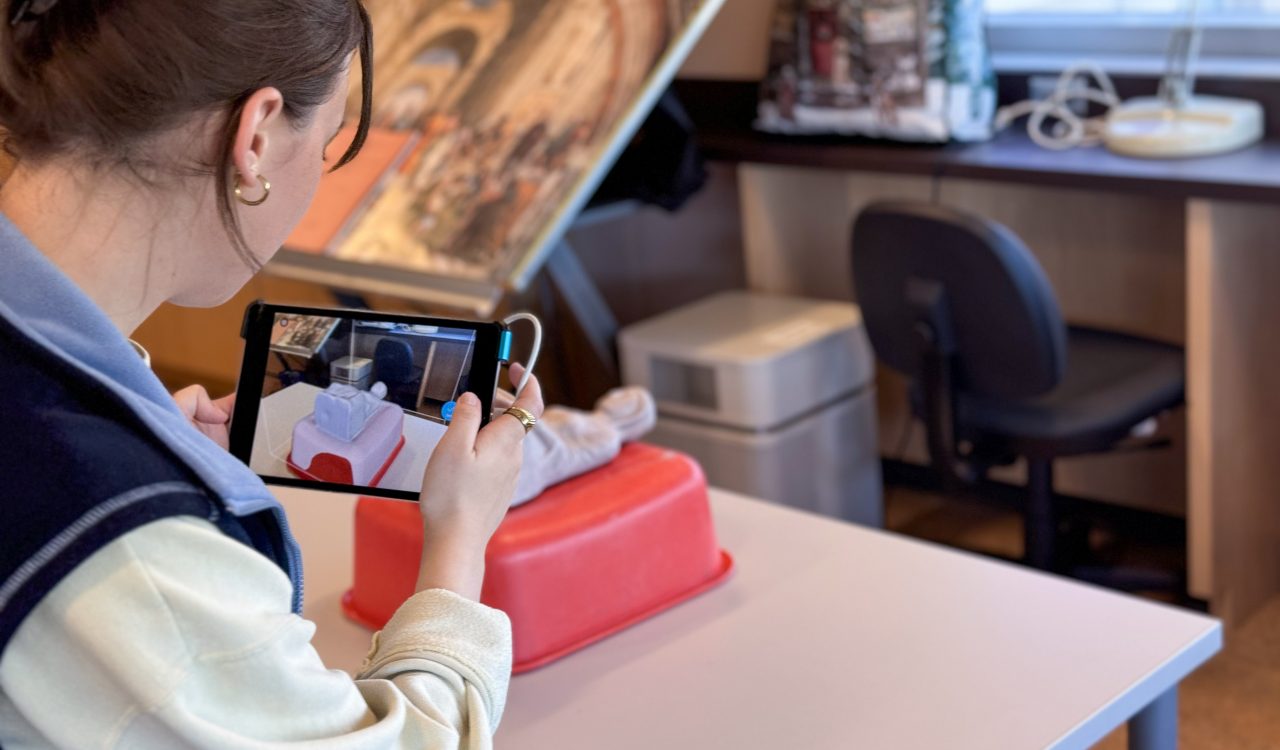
[343,443,733,673]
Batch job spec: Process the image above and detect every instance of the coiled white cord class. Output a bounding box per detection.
[996,0,1203,152]
[501,312,542,397]
[994,62,1121,151]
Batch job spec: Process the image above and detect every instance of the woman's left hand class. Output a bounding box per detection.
[173,386,236,450]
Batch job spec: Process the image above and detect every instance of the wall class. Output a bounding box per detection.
[568,162,746,327]
[680,0,774,80]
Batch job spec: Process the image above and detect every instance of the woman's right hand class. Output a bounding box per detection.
[415,365,544,600]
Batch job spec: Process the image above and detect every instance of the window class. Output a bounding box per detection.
[985,0,1280,77]
[988,0,1280,12]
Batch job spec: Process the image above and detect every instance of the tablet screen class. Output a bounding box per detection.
[245,311,485,496]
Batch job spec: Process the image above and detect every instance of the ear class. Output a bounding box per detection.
[230,87,286,191]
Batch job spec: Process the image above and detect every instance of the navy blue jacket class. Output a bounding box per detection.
[0,212,302,657]
[0,312,294,654]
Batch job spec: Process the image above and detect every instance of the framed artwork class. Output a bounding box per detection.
[269,0,726,315]
[269,314,342,358]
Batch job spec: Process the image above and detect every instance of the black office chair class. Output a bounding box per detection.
[373,338,424,411]
[851,201,1184,575]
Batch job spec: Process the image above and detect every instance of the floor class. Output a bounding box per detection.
[887,489,1280,749]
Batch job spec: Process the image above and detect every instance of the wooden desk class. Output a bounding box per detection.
[276,486,1221,749]
[678,80,1280,204]
[676,80,1280,626]
[694,125,1280,204]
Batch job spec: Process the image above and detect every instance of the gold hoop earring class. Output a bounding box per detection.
[234,174,271,207]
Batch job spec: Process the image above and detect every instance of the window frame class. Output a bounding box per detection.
[985,12,1280,78]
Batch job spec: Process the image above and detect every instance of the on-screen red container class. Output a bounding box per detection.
[342,443,734,673]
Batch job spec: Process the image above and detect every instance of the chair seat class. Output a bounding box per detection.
[959,327,1184,457]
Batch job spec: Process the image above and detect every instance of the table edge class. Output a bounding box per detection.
[1047,621,1224,750]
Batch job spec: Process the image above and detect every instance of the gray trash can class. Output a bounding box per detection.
[619,292,883,527]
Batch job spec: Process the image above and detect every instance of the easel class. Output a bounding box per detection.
[311,85,703,409]
[501,199,652,409]
[327,200,640,410]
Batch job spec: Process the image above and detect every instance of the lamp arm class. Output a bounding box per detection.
[1160,0,1204,110]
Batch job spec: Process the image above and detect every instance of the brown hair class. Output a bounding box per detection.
[0,0,374,266]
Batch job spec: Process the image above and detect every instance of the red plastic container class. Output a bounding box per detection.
[342,443,733,673]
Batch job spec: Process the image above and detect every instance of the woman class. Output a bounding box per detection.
[0,1,543,747]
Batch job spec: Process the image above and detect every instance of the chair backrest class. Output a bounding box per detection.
[374,337,414,383]
[851,201,1067,400]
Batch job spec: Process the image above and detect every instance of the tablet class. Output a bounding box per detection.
[229,301,506,502]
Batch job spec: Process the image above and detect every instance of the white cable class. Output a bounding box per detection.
[501,312,542,398]
[999,0,1202,152]
[994,61,1121,151]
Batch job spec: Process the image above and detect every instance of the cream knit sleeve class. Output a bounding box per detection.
[0,516,512,750]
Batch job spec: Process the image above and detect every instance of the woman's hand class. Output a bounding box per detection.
[173,386,236,451]
[416,364,544,600]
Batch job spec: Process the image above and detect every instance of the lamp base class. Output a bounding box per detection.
[1104,95,1264,159]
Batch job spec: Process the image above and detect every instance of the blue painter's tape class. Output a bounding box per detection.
[499,330,513,361]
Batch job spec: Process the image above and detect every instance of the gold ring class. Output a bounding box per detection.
[503,406,537,435]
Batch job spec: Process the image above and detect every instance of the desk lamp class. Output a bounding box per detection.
[1104,0,1264,158]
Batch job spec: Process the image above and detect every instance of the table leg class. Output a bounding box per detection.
[1128,687,1178,750]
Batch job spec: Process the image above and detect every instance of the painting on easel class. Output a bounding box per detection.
[284,0,723,308]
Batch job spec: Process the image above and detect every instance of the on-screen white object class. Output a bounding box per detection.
[314,382,389,442]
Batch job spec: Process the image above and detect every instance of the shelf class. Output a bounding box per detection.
[676,79,1280,204]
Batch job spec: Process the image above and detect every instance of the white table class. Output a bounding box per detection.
[275,487,1221,750]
